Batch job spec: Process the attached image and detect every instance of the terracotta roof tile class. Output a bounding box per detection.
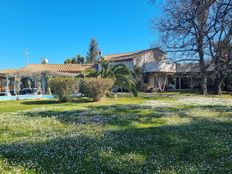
[18,64,93,74]
[0,69,18,75]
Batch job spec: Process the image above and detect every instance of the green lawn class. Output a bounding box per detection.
[0,92,232,173]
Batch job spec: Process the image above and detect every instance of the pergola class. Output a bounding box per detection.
[0,69,18,95]
[0,64,93,96]
[146,71,175,91]
[0,70,79,96]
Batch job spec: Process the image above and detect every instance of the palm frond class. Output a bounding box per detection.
[96,60,138,97]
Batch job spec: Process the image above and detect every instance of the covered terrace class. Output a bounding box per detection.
[0,64,93,96]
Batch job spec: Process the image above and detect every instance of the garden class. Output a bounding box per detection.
[0,91,231,173]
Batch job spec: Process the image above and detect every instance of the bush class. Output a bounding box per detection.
[80,78,113,101]
[49,77,75,102]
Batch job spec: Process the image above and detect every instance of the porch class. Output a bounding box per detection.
[0,76,16,95]
[0,75,47,96]
[147,72,176,91]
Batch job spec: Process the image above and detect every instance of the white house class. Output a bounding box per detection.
[101,48,176,91]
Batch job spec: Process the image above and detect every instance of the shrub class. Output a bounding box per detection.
[79,78,113,101]
[49,77,75,102]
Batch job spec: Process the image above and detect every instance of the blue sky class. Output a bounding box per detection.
[0,0,161,69]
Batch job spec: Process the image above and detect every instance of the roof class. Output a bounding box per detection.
[176,63,200,73]
[104,48,166,62]
[18,64,93,75]
[0,69,18,75]
[176,63,214,73]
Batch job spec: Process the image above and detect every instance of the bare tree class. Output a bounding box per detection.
[205,1,232,94]
[213,39,232,94]
[152,0,232,95]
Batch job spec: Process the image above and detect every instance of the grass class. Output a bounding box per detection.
[0,92,231,173]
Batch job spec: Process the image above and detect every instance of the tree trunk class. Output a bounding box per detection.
[197,34,208,95]
[214,77,225,95]
[201,73,208,95]
[198,52,208,95]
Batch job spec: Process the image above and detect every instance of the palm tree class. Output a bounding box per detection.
[81,60,138,97]
[98,61,138,97]
[133,64,148,92]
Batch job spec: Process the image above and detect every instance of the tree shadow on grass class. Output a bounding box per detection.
[21,100,61,105]
[0,118,231,173]
[21,98,92,105]
[24,103,181,128]
[22,103,232,132]
[25,104,143,126]
[2,102,229,173]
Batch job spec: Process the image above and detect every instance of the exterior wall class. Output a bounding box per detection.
[133,52,150,67]
[99,49,176,91]
[114,60,134,71]
[100,49,175,74]
[133,50,167,68]
[98,60,135,72]
[132,50,176,73]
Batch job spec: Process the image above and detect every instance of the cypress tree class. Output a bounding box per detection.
[86,38,99,63]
